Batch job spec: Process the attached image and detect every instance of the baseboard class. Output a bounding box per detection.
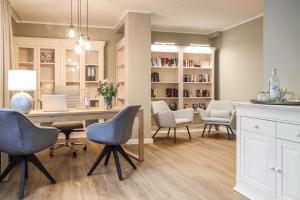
[126,138,153,145]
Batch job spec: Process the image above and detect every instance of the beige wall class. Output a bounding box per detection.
[212,17,263,101]
[264,0,300,97]
[12,19,122,80]
[151,31,210,46]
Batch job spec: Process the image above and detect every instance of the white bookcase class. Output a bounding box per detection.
[151,44,215,110]
[14,37,105,109]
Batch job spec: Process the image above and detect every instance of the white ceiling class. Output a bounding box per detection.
[9,0,264,34]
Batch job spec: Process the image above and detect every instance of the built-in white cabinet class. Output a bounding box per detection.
[277,136,300,200]
[14,37,105,109]
[235,102,300,200]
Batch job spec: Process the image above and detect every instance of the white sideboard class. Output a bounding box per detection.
[234,102,300,200]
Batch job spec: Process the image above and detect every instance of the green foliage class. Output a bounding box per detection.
[97,79,119,98]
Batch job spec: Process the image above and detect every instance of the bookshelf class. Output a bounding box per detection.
[150,44,215,110]
[14,37,105,109]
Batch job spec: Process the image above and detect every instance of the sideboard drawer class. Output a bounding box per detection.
[241,117,275,136]
[277,122,300,143]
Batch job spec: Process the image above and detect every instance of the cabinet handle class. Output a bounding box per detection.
[269,166,275,171]
[275,168,282,173]
[254,125,260,129]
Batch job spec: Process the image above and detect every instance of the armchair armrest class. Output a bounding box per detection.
[229,109,236,124]
[197,108,210,120]
[173,108,194,122]
[154,111,177,128]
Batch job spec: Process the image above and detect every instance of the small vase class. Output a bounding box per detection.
[104,96,113,110]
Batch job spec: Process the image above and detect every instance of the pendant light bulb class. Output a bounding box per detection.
[67,24,76,38]
[79,33,84,46]
[84,36,91,50]
[74,42,82,54]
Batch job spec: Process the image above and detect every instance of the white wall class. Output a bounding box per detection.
[264,0,300,97]
[213,17,263,101]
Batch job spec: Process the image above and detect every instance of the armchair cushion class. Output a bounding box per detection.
[175,118,192,125]
[156,111,177,128]
[210,109,231,119]
[202,117,230,124]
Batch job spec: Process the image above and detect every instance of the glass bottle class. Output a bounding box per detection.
[269,69,280,101]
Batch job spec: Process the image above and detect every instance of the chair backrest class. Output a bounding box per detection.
[151,101,170,113]
[110,105,141,144]
[55,86,80,108]
[0,109,34,154]
[207,100,234,111]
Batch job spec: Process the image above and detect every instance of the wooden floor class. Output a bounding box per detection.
[0,130,246,200]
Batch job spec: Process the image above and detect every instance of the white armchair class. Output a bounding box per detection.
[197,100,235,139]
[151,101,194,143]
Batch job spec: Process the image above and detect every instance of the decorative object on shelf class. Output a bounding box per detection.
[86,65,96,81]
[68,0,91,54]
[151,72,160,82]
[169,102,177,111]
[8,70,37,113]
[202,90,209,97]
[151,57,178,67]
[97,79,119,109]
[40,49,55,63]
[166,88,178,97]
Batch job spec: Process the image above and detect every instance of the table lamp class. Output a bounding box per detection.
[8,70,37,113]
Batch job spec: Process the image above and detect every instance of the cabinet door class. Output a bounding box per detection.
[241,131,276,197]
[277,140,300,200]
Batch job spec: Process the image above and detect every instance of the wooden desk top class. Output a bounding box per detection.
[27,107,125,117]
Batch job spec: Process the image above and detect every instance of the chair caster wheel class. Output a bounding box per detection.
[83,145,87,151]
[72,151,77,158]
[50,152,55,157]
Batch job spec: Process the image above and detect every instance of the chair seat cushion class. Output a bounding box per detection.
[52,121,83,130]
[202,117,230,124]
[175,118,192,125]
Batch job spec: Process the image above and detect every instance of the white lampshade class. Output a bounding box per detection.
[8,70,37,91]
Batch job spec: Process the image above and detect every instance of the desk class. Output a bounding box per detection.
[25,107,144,161]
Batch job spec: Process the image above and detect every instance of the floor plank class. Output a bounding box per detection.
[0,130,246,200]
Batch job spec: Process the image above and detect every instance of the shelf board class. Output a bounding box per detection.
[40,62,55,65]
[85,64,99,66]
[117,98,125,101]
[118,64,125,68]
[183,67,212,70]
[85,81,98,83]
[118,81,125,84]
[150,66,178,69]
[183,82,213,84]
[151,82,178,84]
[183,97,212,99]
[40,80,55,83]
[66,81,80,83]
[151,97,178,100]
[19,62,34,65]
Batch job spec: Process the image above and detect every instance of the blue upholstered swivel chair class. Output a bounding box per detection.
[86,105,141,181]
[0,109,59,200]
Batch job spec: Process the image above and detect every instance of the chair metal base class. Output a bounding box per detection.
[50,129,87,157]
[202,124,235,139]
[87,145,136,181]
[152,126,192,143]
[0,154,56,200]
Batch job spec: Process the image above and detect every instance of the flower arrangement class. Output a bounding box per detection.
[97,79,119,109]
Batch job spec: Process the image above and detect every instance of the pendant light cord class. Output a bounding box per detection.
[70,0,73,25]
[86,0,89,36]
